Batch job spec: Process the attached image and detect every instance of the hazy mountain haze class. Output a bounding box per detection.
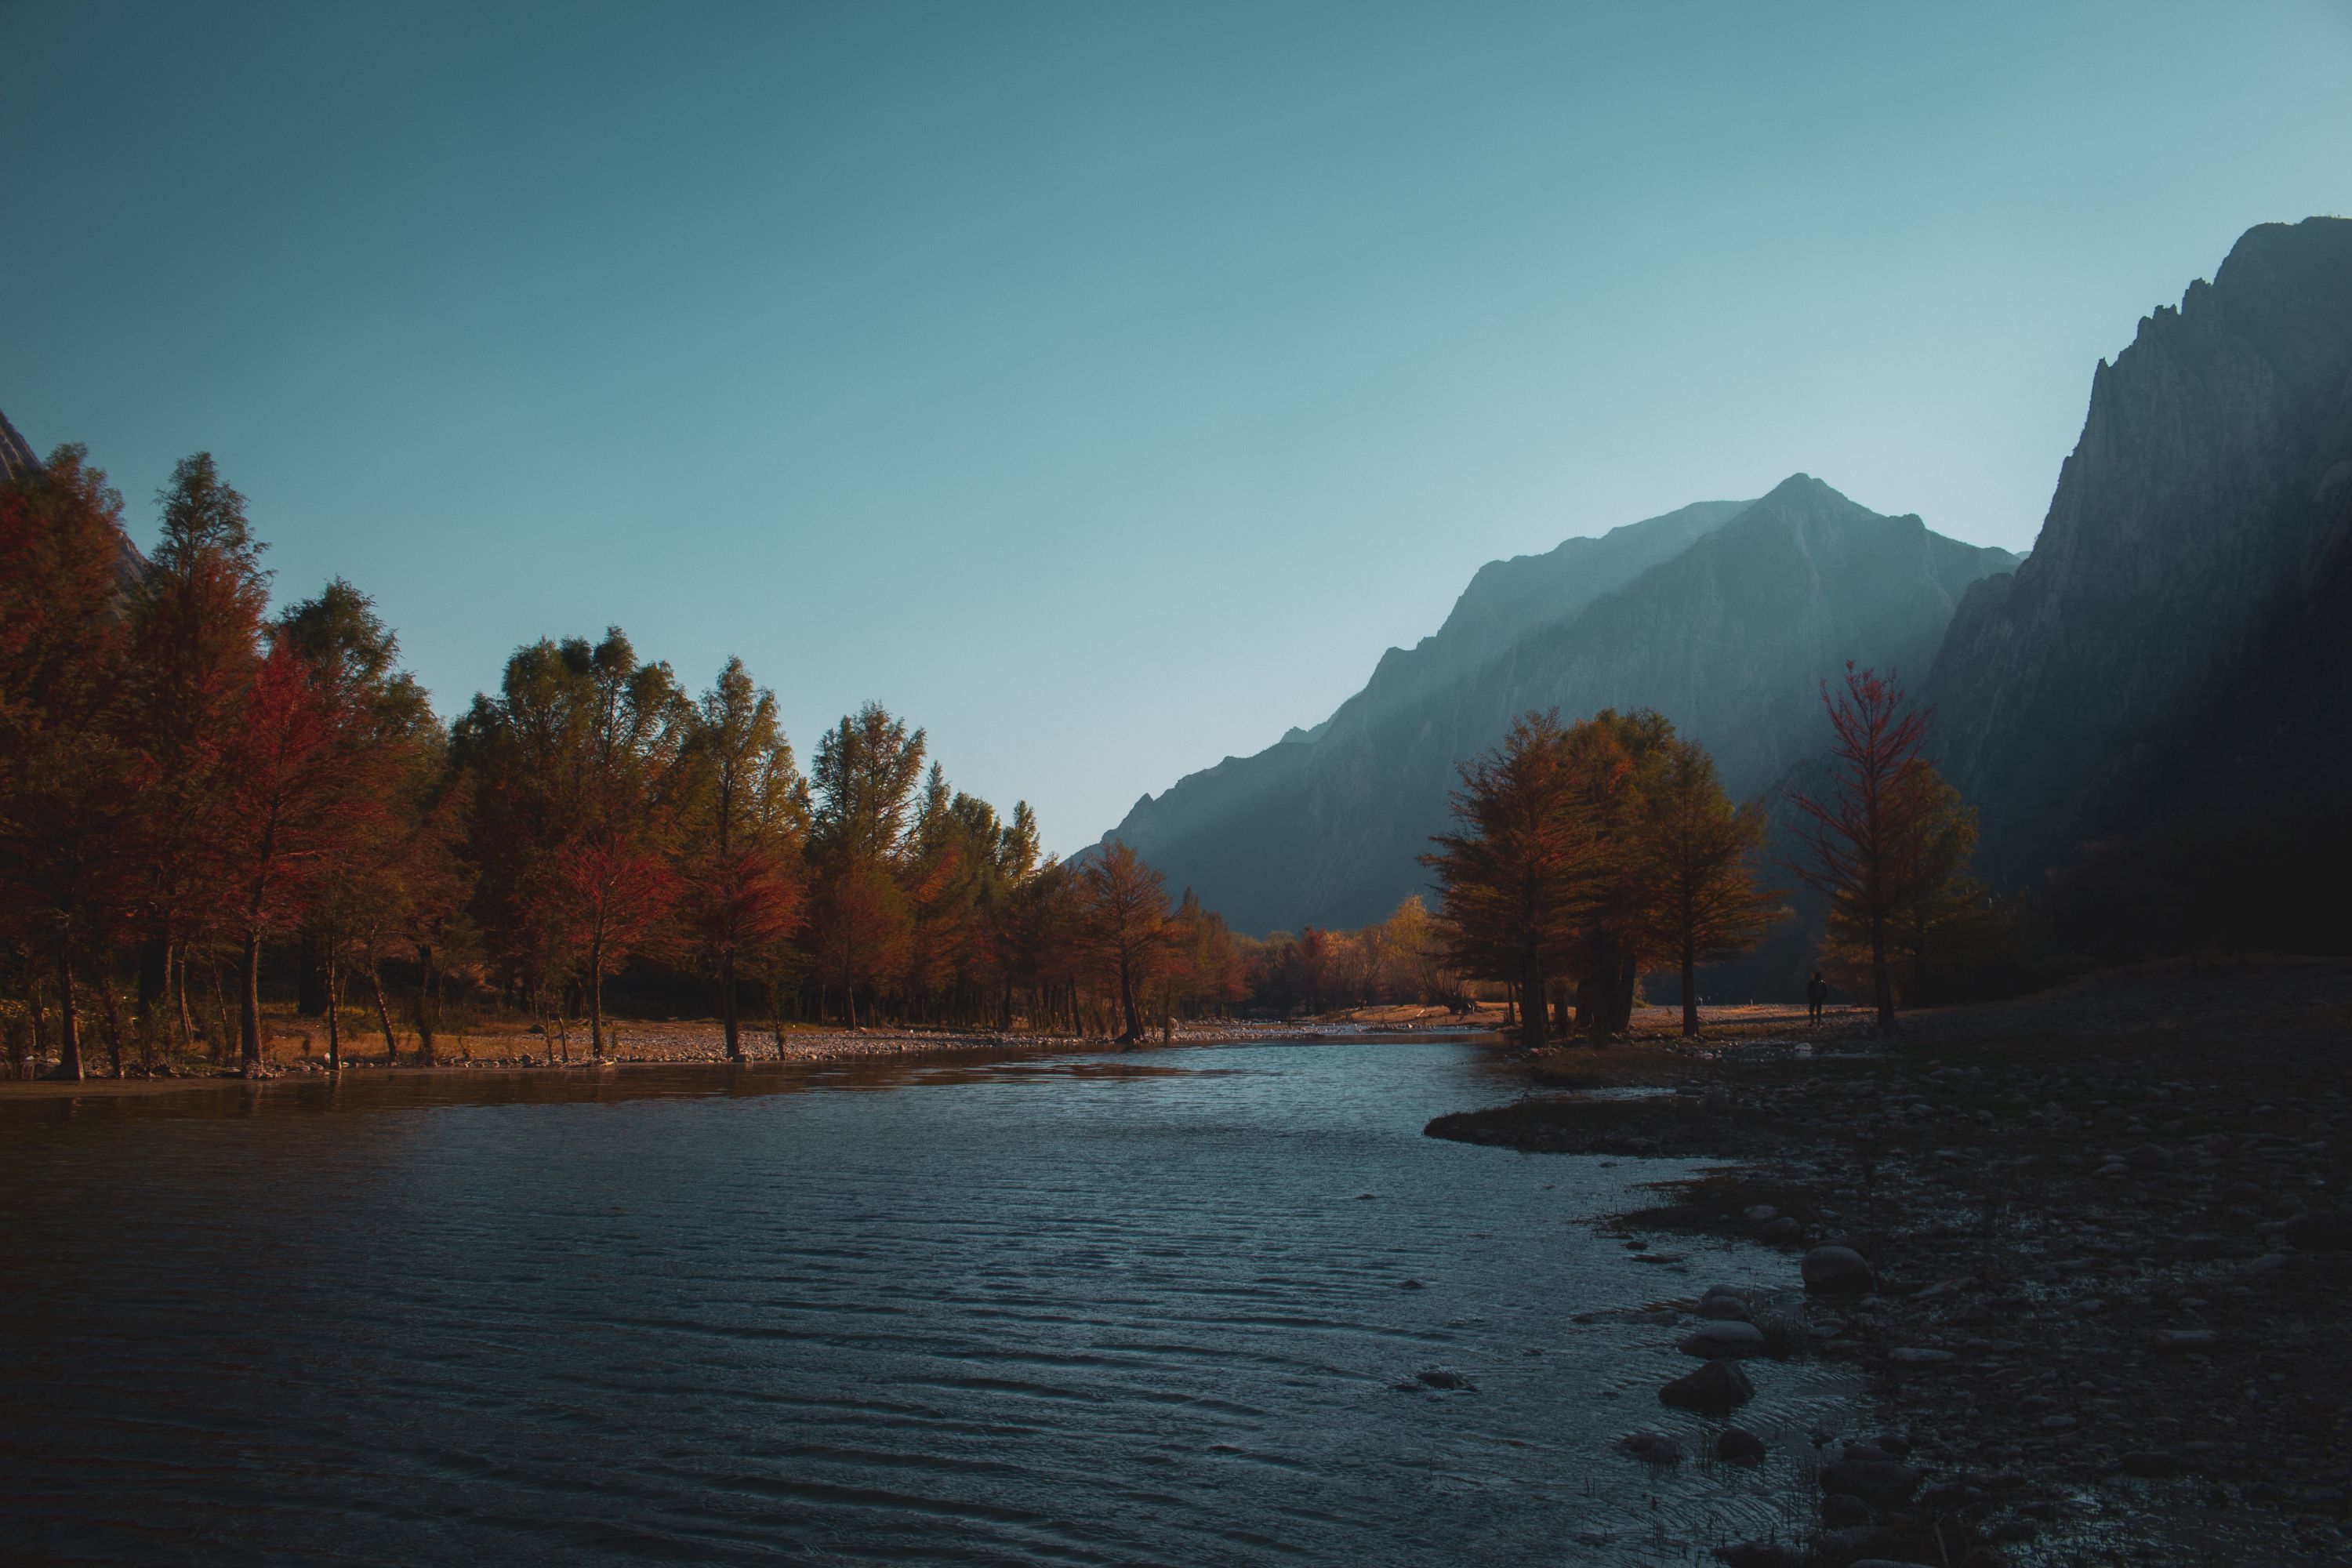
[4,3,2349,851]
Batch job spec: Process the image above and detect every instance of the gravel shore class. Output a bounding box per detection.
[1426,962,2352,1566]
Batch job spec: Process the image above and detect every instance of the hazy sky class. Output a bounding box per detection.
[8,2,2350,853]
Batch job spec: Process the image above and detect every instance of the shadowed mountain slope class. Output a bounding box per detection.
[1101,477,2017,934]
[1926,216,2352,880]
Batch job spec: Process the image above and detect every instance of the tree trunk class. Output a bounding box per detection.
[588,929,605,1057]
[1870,913,1896,1029]
[239,931,263,1065]
[368,960,398,1064]
[99,964,128,1077]
[1517,948,1544,1051]
[210,966,233,1065]
[1116,955,1142,1044]
[173,947,198,1059]
[325,946,343,1072]
[1610,955,1639,1034]
[55,941,83,1081]
[30,981,51,1073]
[722,951,741,1061]
[414,943,437,1066]
[1680,940,1698,1038]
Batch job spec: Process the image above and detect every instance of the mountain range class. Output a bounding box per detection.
[1094,215,2352,953]
[1094,477,2018,934]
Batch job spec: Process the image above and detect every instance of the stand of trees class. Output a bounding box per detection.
[0,441,1250,1080]
[1423,708,1788,1044]
[1421,677,1990,1044]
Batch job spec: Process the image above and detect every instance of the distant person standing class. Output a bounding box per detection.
[1806,971,1828,1026]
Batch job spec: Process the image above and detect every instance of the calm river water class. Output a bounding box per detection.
[0,1037,1850,1565]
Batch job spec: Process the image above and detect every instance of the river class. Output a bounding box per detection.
[0,1036,1851,1565]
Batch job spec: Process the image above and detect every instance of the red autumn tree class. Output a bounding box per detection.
[1081,840,1170,1045]
[0,445,145,1080]
[1787,662,1941,1030]
[807,703,927,1029]
[678,658,808,1060]
[123,454,270,1060]
[457,630,689,1058]
[281,579,459,1070]
[1422,711,1598,1049]
[216,630,379,1066]
[1638,738,1787,1036]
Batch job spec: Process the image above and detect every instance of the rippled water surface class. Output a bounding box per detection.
[0,1038,1847,1565]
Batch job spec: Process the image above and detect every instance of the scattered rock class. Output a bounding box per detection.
[1712,1544,1801,1568]
[1715,1428,1767,1466]
[1813,1526,1887,1557]
[1413,1368,1475,1391]
[1820,1492,1874,1526]
[1398,1278,1425,1290]
[2151,1329,2222,1354]
[2125,1143,2173,1171]
[1801,1244,1874,1294]
[1619,1431,1682,1465]
[1678,1320,1768,1359]
[1819,1457,1922,1508]
[1887,1346,1956,1368]
[1759,1215,1805,1244]
[2285,1210,2350,1252]
[1660,1359,1755,1411]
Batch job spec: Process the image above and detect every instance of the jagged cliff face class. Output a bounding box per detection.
[1927,217,2352,880]
[1103,475,2016,934]
[0,405,38,483]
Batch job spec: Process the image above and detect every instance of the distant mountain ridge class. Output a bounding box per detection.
[1098,476,2018,933]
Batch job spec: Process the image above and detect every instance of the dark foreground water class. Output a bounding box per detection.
[0,1038,1851,1566]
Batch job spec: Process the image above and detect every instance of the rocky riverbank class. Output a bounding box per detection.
[1425,962,2352,1567]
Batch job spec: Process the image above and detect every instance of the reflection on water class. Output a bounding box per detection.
[0,1038,1849,1565]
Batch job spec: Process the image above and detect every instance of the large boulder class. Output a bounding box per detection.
[1661,1359,1755,1411]
[2285,1210,2351,1252]
[1819,1457,1922,1508]
[1679,1320,1769,1359]
[1619,1432,1682,1465]
[1715,1428,1767,1466]
[1801,1244,1875,1294]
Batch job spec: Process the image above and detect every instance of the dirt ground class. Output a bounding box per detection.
[1426,960,2352,1566]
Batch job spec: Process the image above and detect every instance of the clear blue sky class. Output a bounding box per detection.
[7,2,2350,855]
